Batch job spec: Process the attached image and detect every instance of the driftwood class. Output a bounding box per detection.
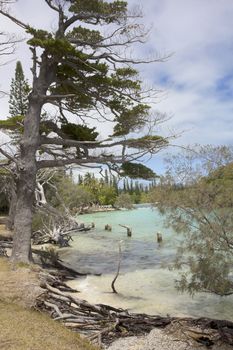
[111,241,122,294]
[0,241,12,248]
[32,248,101,279]
[0,238,100,279]
[0,238,12,256]
[1,234,232,348]
[37,280,172,347]
[33,172,94,246]
[32,220,93,246]
[36,277,233,348]
[0,246,7,257]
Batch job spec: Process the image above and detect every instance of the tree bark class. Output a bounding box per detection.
[10,51,56,263]
[11,97,42,263]
[6,183,17,230]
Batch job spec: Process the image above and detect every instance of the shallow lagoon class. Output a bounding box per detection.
[60,207,233,320]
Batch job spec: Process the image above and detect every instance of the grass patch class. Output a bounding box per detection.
[0,301,97,350]
[0,257,42,307]
[0,258,98,349]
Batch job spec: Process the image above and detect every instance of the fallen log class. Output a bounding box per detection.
[0,241,12,248]
[32,248,93,278]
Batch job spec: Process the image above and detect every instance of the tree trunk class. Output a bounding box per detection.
[6,184,17,231]
[11,96,42,263]
[10,52,57,263]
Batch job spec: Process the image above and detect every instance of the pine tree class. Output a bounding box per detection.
[123,179,126,192]
[112,175,119,195]
[104,169,109,186]
[9,61,30,117]
[130,179,134,193]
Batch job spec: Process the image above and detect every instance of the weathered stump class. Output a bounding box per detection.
[105,224,112,231]
[157,232,163,243]
[119,224,132,237]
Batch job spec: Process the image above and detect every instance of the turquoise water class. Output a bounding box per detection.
[60,207,233,320]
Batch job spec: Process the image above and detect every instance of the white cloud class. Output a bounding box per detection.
[127,0,233,150]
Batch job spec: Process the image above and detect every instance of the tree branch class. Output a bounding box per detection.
[44,0,60,13]
[0,8,29,29]
[37,155,122,169]
[0,147,16,164]
[40,136,101,148]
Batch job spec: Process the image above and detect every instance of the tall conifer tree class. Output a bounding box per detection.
[9,61,30,117]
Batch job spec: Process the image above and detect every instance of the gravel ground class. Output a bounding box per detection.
[107,327,232,350]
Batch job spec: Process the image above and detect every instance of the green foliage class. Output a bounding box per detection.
[0,115,24,131]
[98,185,117,205]
[81,173,115,204]
[110,69,140,90]
[26,14,153,139]
[24,1,158,145]
[113,104,150,136]
[45,174,94,212]
[66,26,103,45]
[77,172,153,204]
[140,191,150,203]
[205,162,233,184]
[177,253,233,296]
[114,193,133,209]
[61,123,98,141]
[69,0,127,24]
[9,61,30,117]
[115,67,138,77]
[0,0,168,266]
[130,191,141,204]
[153,145,233,296]
[127,135,168,149]
[0,168,11,213]
[27,28,76,56]
[1,61,30,141]
[121,162,156,179]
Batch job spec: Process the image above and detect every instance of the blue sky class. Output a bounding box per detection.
[0,0,233,174]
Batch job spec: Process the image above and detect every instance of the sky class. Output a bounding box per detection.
[0,0,233,174]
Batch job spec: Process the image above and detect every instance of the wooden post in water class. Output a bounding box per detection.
[111,241,123,294]
[157,232,163,243]
[119,224,132,237]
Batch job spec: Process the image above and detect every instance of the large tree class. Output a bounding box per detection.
[0,0,169,263]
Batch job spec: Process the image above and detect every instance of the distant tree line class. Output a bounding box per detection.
[77,170,157,206]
